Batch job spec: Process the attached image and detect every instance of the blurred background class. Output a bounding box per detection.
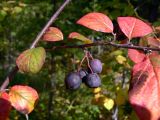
[0,0,160,120]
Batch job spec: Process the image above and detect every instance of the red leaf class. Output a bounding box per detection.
[0,92,11,120]
[9,85,39,115]
[68,32,92,43]
[128,49,146,63]
[43,27,63,41]
[117,17,153,39]
[129,53,160,120]
[77,12,113,33]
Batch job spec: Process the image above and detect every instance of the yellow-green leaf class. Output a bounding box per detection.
[92,87,101,94]
[68,32,92,44]
[116,55,127,64]
[103,98,114,110]
[16,47,46,74]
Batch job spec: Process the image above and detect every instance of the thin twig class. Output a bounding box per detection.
[0,0,71,91]
[25,114,29,120]
[86,51,93,73]
[88,52,94,60]
[112,106,118,120]
[48,41,160,52]
[0,66,18,91]
[65,99,76,113]
[78,55,86,71]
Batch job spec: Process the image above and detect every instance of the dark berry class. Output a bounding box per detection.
[79,69,88,82]
[65,72,81,90]
[89,59,102,73]
[85,73,101,88]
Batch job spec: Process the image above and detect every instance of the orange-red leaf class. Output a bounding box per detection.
[129,52,160,120]
[9,85,39,115]
[117,17,153,40]
[43,27,63,41]
[77,12,113,33]
[0,92,11,120]
[128,49,146,63]
[68,32,92,44]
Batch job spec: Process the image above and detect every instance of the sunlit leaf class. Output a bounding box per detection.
[117,17,153,39]
[12,6,23,14]
[43,27,63,42]
[16,47,46,74]
[116,55,127,64]
[77,12,113,33]
[92,95,114,110]
[68,32,92,43]
[92,87,101,94]
[103,98,114,111]
[9,85,39,115]
[0,92,11,120]
[94,93,101,100]
[18,2,27,7]
[0,10,7,21]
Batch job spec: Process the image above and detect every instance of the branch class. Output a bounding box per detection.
[47,41,160,52]
[0,66,19,91]
[30,0,71,49]
[0,0,71,91]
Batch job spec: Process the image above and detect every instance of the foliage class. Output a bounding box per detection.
[0,0,160,120]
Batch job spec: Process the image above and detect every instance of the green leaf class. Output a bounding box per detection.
[16,47,46,74]
[12,6,23,14]
[0,10,7,21]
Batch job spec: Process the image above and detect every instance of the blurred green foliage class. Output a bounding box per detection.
[0,0,159,120]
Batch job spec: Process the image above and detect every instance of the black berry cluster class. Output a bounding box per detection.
[65,58,102,90]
